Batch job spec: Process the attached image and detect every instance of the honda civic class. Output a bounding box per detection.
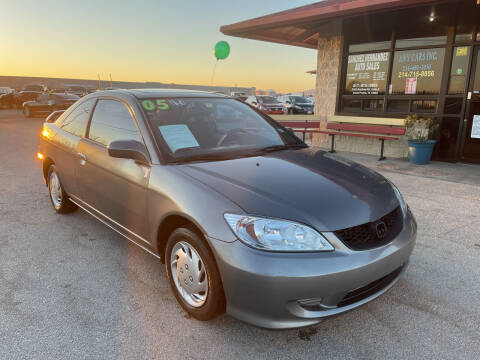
[37,89,416,329]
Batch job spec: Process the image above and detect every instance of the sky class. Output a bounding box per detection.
[0,0,317,93]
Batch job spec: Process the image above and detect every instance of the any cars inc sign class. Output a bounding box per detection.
[472,115,480,139]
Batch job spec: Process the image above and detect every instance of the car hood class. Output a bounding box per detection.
[179,148,399,231]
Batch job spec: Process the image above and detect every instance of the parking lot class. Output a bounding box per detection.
[0,109,479,360]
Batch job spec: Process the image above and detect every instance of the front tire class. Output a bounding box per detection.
[165,227,225,321]
[47,165,77,214]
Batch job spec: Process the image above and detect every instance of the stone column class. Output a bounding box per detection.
[314,34,342,148]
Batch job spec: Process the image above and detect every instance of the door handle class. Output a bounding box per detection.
[78,152,87,165]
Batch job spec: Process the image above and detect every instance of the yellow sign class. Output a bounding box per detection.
[456,47,468,57]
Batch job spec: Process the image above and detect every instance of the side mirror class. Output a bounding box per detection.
[286,127,295,134]
[252,101,257,105]
[107,140,149,164]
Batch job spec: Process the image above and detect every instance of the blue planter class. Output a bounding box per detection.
[407,140,437,165]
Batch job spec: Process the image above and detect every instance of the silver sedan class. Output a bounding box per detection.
[38,89,416,329]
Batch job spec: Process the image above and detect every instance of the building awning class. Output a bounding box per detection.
[220,0,454,49]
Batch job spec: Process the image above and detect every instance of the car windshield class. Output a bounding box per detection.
[257,96,277,104]
[290,96,312,104]
[142,97,305,163]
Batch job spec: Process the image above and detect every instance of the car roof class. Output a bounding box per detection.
[96,88,230,99]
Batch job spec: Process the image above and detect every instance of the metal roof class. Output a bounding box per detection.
[220,0,455,49]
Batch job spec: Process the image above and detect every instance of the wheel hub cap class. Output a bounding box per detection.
[170,241,208,307]
[49,172,62,208]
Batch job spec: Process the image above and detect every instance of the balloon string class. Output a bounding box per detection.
[211,59,219,85]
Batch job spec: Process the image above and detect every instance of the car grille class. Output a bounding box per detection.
[334,207,403,250]
[337,265,404,307]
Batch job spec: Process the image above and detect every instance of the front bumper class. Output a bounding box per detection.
[264,110,285,115]
[293,107,314,114]
[209,211,417,329]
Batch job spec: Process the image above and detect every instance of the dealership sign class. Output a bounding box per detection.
[346,52,389,95]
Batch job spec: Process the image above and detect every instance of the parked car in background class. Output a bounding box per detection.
[278,95,314,114]
[13,84,46,109]
[37,89,416,329]
[245,95,286,114]
[14,91,42,109]
[0,87,15,108]
[23,92,79,117]
[66,85,89,97]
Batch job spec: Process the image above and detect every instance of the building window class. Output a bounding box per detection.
[390,48,445,95]
[387,100,409,113]
[448,46,471,94]
[344,52,389,95]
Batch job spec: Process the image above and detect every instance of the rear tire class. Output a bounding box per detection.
[47,165,77,214]
[165,227,225,321]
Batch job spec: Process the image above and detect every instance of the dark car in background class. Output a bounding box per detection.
[37,89,416,329]
[245,95,286,114]
[278,95,314,114]
[23,92,79,117]
[0,87,15,109]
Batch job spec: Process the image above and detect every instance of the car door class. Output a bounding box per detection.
[76,98,151,241]
[51,98,97,196]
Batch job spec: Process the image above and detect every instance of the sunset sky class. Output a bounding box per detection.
[0,0,317,93]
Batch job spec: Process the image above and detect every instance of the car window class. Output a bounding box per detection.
[88,99,142,146]
[142,97,303,162]
[60,98,96,137]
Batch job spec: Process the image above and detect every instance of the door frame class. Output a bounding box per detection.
[459,45,480,163]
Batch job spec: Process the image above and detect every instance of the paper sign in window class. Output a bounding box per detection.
[472,115,480,139]
[158,125,200,153]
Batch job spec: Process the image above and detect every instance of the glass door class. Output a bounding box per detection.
[460,47,480,163]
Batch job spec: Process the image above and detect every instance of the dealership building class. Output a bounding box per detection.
[221,0,480,163]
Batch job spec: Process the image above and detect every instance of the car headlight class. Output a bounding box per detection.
[390,182,408,217]
[224,213,334,252]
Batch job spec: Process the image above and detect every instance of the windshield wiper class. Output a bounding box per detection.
[256,143,308,153]
[172,152,256,164]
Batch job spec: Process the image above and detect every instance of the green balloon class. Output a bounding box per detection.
[214,41,230,60]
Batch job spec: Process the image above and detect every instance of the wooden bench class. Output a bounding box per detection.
[310,123,406,161]
[277,121,320,142]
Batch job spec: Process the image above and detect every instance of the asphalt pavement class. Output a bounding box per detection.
[0,109,479,360]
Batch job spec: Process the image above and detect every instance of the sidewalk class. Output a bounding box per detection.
[329,150,480,187]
